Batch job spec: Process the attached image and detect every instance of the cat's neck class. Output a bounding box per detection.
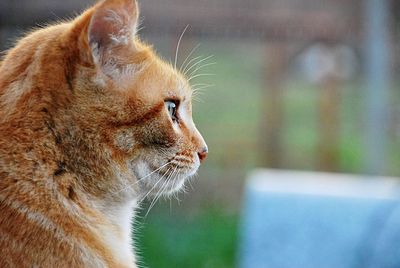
[94,198,138,266]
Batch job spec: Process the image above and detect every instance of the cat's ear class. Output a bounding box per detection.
[88,0,139,76]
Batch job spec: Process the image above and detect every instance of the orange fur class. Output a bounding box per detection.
[0,0,207,267]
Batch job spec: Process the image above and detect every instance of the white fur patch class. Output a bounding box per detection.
[104,9,137,46]
[97,200,137,266]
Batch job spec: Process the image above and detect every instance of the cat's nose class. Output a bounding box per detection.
[197,146,208,163]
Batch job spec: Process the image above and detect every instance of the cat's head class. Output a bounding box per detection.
[67,0,207,199]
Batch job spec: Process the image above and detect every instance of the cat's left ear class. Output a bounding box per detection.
[88,0,139,74]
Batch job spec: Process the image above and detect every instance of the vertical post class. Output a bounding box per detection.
[260,42,285,168]
[364,0,390,175]
[318,76,340,172]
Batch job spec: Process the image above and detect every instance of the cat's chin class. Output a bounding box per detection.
[148,167,197,196]
[161,176,187,195]
[132,160,199,199]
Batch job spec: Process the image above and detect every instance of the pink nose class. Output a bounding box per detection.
[197,147,208,163]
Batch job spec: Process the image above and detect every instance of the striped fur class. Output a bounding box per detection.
[0,0,207,267]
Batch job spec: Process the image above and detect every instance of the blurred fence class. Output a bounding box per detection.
[0,0,363,41]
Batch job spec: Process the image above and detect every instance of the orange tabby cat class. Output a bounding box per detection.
[0,0,208,267]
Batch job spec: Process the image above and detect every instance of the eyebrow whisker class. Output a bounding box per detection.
[187,73,216,83]
[183,55,215,77]
[174,25,189,70]
[180,43,201,73]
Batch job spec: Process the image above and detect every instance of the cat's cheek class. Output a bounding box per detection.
[113,129,137,153]
[130,160,151,183]
[135,120,179,148]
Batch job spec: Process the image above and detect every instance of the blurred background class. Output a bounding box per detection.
[1,0,399,267]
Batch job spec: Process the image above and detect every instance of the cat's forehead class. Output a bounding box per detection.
[163,78,192,105]
[149,58,191,98]
[124,58,192,105]
[173,73,192,99]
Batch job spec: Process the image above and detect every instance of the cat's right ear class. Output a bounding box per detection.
[86,0,139,77]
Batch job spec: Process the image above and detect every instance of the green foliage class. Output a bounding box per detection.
[134,207,239,268]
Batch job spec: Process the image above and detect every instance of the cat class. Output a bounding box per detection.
[0,0,208,267]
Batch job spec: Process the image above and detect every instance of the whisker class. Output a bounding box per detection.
[181,55,203,76]
[188,73,215,83]
[192,95,205,102]
[183,55,214,77]
[192,97,204,103]
[139,167,171,203]
[192,92,206,100]
[180,43,201,73]
[192,90,208,97]
[111,162,172,196]
[191,83,212,88]
[187,177,195,191]
[193,89,206,95]
[192,84,215,92]
[142,167,171,200]
[187,62,217,78]
[174,25,189,70]
[136,25,145,34]
[174,191,181,205]
[192,93,204,99]
[145,166,178,217]
[144,175,169,217]
[165,166,179,192]
[192,90,204,97]
[181,184,188,195]
[192,89,206,96]
[135,161,172,184]
[169,167,180,194]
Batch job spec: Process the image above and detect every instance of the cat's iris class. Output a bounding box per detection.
[165,101,178,121]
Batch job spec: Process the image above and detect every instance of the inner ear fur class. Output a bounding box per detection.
[87,0,140,76]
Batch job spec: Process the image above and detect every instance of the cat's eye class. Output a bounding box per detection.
[165,101,178,121]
